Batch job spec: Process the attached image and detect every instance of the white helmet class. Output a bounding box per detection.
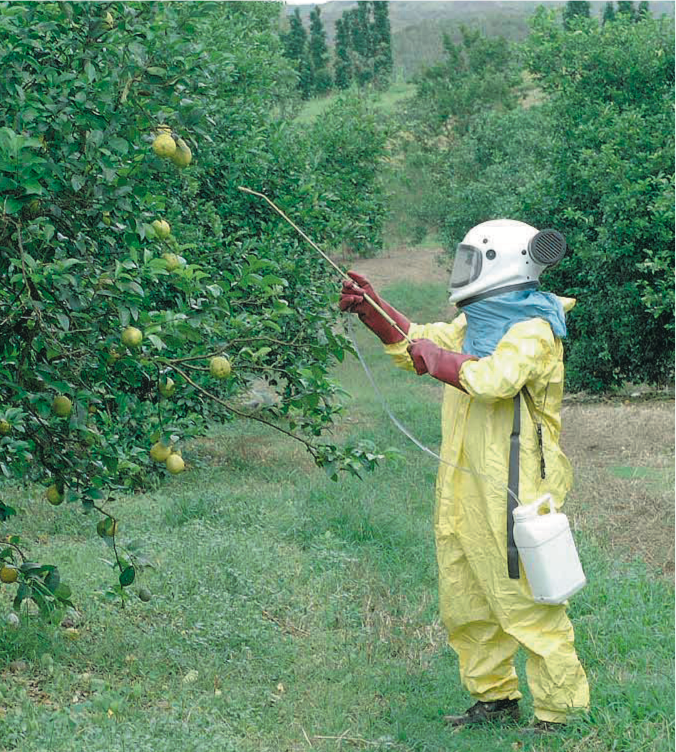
[448,219,567,306]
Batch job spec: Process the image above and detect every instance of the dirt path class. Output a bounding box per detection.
[335,244,447,289]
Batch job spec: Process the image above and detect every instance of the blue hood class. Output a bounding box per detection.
[461,290,568,358]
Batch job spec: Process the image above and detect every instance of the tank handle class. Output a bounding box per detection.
[534,493,555,515]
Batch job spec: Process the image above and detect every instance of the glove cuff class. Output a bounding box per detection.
[427,350,477,391]
[359,301,410,345]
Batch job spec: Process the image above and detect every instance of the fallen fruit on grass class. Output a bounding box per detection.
[150,441,172,462]
[165,453,185,475]
[46,484,64,506]
[152,219,171,240]
[162,252,181,271]
[152,133,176,158]
[0,419,11,435]
[52,395,72,418]
[121,326,143,348]
[159,377,176,397]
[138,587,152,602]
[0,566,18,584]
[209,356,231,379]
[6,612,20,629]
[171,138,192,168]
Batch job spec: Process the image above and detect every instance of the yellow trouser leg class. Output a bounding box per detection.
[506,606,590,723]
[437,531,522,702]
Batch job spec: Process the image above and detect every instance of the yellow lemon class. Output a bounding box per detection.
[52,395,72,418]
[0,566,18,584]
[152,219,171,240]
[171,138,192,168]
[165,453,185,475]
[162,252,181,271]
[209,356,231,379]
[104,11,114,29]
[0,419,11,435]
[150,441,172,462]
[152,133,176,158]
[121,326,143,348]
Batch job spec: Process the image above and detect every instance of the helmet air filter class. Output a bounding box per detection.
[528,229,566,267]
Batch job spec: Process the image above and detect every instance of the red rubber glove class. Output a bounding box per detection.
[407,339,478,392]
[339,271,410,345]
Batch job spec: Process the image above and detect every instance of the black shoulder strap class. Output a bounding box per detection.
[507,393,521,580]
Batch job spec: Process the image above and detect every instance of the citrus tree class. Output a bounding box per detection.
[0,2,389,615]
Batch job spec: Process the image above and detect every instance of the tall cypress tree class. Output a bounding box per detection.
[283,9,313,99]
[563,0,591,28]
[617,1,636,19]
[309,6,332,95]
[349,2,373,86]
[602,2,617,23]
[334,17,352,90]
[372,1,393,86]
[637,0,651,19]
[283,8,306,63]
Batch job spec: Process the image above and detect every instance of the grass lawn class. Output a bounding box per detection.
[294,82,415,125]
[0,280,673,752]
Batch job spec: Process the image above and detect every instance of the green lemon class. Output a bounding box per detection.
[121,326,143,348]
[209,356,231,379]
[165,453,185,475]
[52,395,72,418]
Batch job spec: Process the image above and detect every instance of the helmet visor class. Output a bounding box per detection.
[449,244,482,289]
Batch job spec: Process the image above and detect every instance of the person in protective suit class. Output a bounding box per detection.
[339,219,589,731]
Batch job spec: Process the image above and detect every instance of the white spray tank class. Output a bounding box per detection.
[512,494,586,605]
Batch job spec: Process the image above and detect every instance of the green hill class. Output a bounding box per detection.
[287,1,676,79]
[287,0,674,33]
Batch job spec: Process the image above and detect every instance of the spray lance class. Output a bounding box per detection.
[238,187,412,345]
[238,186,587,603]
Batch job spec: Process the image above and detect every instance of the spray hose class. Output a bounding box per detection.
[345,318,522,507]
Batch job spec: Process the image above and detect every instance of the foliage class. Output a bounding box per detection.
[303,93,388,256]
[617,0,637,19]
[384,26,524,243]
[308,6,332,95]
[0,1,388,607]
[372,2,394,84]
[563,0,591,27]
[333,17,352,91]
[409,25,522,135]
[524,9,675,390]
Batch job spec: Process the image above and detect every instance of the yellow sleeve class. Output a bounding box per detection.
[384,314,467,372]
[458,318,555,401]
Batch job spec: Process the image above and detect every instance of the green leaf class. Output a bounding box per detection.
[54,583,72,601]
[44,568,61,594]
[119,566,136,587]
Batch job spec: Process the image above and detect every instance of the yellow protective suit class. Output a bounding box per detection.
[385,299,589,724]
